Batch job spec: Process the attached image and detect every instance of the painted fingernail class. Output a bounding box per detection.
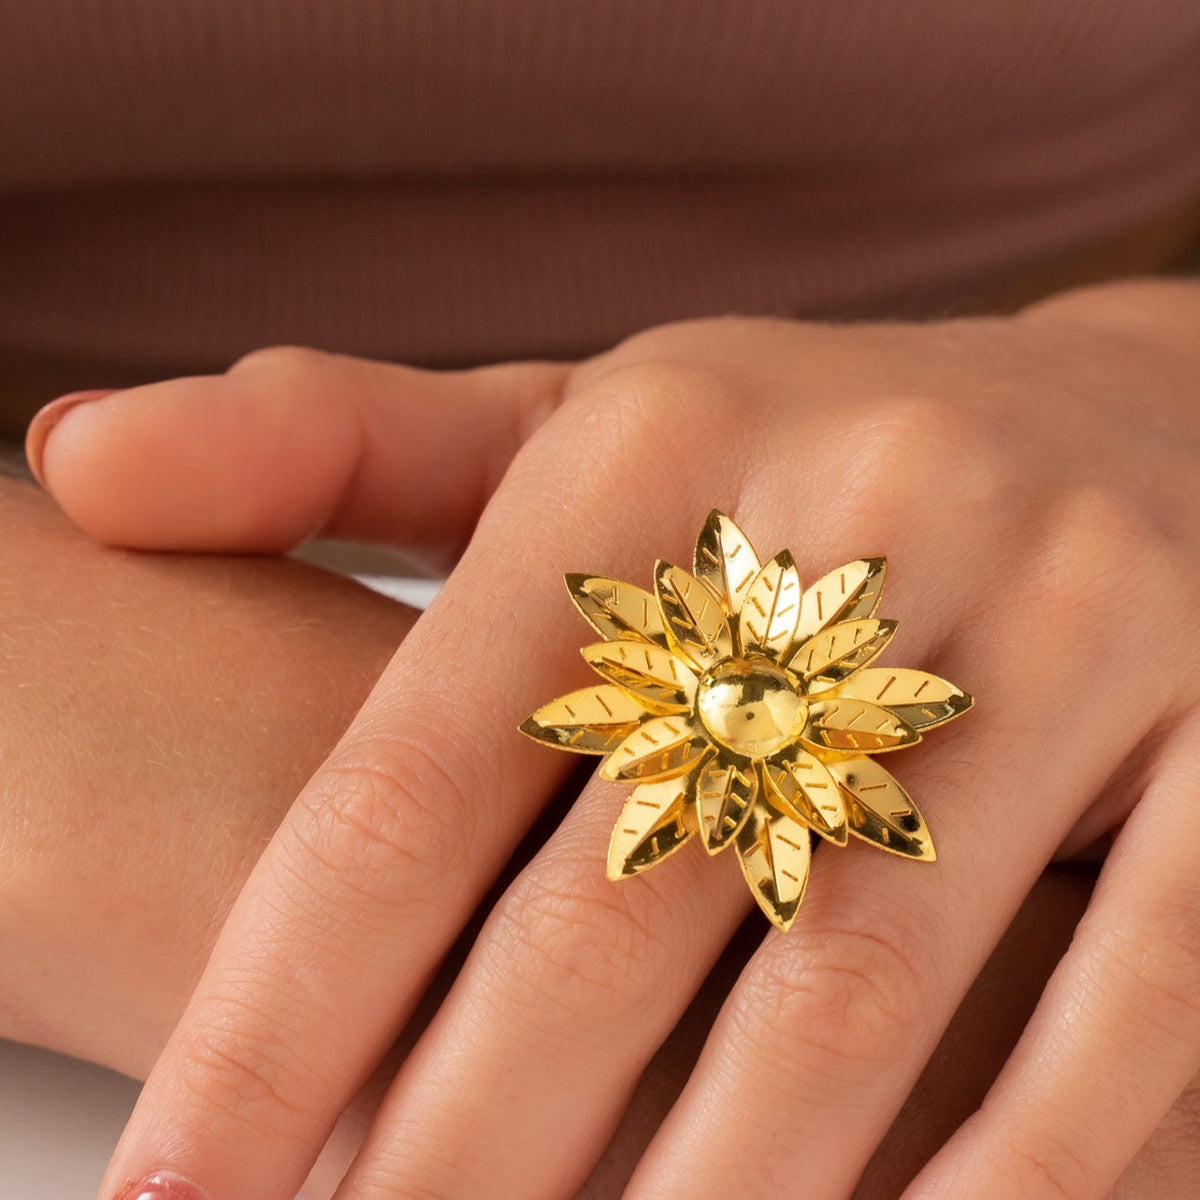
[113,1170,208,1200]
[25,388,118,488]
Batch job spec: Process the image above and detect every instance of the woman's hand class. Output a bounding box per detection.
[29,279,1200,1199]
[3,483,1198,1200]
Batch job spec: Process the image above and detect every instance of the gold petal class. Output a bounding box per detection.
[795,558,887,641]
[802,697,920,754]
[833,667,974,731]
[566,574,668,647]
[828,755,936,860]
[581,640,697,713]
[764,753,847,845]
[788,618,896,690]
[654,560,734,671]
[735,791,813,931]
[519,684,649,754]
[607,775,698,880]
[693,509,762,615]
[695,754,758,854]
[600,713,709,783]
[737,550,803,663]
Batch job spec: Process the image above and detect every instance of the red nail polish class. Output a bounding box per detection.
[24,388,118,488]
[113,1171,207,1200]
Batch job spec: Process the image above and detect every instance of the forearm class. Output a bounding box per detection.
[0,476,416,1073]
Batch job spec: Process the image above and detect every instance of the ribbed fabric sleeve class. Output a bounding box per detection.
[0,0,1198,394]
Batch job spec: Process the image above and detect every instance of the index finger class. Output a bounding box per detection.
[98,361,744,1200]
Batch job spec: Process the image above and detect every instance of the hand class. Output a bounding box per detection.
[6,476,1194,1200]
[29,280,1200,1199]
[9,478,1173,1200]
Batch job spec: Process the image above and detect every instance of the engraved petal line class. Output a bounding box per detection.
[795,558,887,641]
[654,560,735,671]
[581,640,698,712]
[802,697,921,753]
[788,618,897,689]
[693,509,763,615]
[695,754,759,854]
[738,549,803,662]
[600,712,709,783]
[607,774,699,879]
[566,574,668,647]
[832,667,974,731]
[519,684,651,754]
[765,753,848,845]
[828,755,936,860]
[735,790,813,931]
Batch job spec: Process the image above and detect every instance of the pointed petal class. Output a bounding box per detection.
[764,753,847,845]
[828,755,936,860]
[802,697,920,754]
[695,754,758,854]
[738,550,803,663]
[795,558,887,641]
[693,509,762,615]
[833,667,974,731]
[735,791,813,931]
[600,713,709,783]
[566,574,668,647]
[581,641,697,712]
[607,775,698,880]
[654,561,734,671]
[519,684,649,754]
[788,618,896,690]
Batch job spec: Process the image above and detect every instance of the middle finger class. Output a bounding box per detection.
[323,509,1018,1200]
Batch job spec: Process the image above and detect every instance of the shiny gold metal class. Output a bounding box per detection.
[520,511,973,931]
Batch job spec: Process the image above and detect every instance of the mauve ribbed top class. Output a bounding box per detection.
[1,0,1199,403]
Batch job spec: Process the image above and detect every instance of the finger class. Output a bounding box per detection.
[281,515,971,1200]
[622,537,1180,1200]
[94,366,746,1200]
[905,712,1200,1200]
[261,511,1075,1196]
[330,772,752,1200]
[28,346,572,559]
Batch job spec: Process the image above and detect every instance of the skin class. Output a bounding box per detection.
[1,473,1198,1198]
[24,278,1200,1200]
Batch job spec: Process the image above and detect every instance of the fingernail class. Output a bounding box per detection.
[25,388,118,488]
[113,1170,208,1200]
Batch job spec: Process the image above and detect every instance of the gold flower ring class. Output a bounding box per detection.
[520,511,973,930]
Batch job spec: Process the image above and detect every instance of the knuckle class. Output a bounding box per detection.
[350,1154,460,1200]
[994,1126,1092,1200]
[181,999,316,1139]
[566,358,742,485]
[285,737,477,914]
[574,314,757,383]
[1090,911,1200,1037]
[514,356,746,522]
[734,914,929,1080]
[228,344,332,380]
[1012,485,1181,675]
[835,396,996,538]
[485,864,674,1027]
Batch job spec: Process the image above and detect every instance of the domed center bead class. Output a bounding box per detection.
[696,658,805,759]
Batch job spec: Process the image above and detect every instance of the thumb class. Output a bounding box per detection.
[26,346,573,561]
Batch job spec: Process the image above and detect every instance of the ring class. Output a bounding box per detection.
[520,510,973,930]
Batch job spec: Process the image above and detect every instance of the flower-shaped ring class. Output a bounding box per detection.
[520,510,973,930]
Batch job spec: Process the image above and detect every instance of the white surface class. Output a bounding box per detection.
[0,1040,140,1200]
